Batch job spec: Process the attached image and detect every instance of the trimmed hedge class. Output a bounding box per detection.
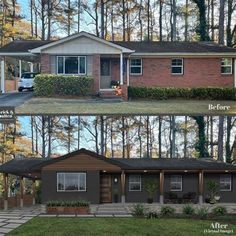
[34,74,94,96]
[128,87,236,100]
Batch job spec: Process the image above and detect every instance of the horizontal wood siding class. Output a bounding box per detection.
[42,153,121,171]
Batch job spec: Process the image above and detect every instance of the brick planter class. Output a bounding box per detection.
[46,206,90,215]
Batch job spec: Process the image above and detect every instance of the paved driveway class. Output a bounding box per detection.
[0,92,34,107]
[0,205,42,235]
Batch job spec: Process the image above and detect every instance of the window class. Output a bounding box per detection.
[170,175,182,191]
[130,59,142,75]
[221,58,232,74]
[220,174,231,191]
[57,56,86,75]
[129,174,141,191]
[57,172,86,192]
[171,58,183,75]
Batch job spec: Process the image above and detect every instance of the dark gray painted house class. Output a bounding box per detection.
[0,149,236,208]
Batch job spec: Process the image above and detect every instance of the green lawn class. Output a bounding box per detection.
[16,97,236,115]
[8,217,236,236]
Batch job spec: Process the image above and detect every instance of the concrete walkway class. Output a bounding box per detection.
[0,205,42,235]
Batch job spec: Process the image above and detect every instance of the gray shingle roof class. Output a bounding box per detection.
[0,158,51,174]
[0,40,52,53]
[113,41,236,53]
[109,158,236,170]
[0,39,236,54]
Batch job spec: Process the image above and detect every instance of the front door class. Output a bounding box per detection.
[100,174,112,203]
[100,58,111,89]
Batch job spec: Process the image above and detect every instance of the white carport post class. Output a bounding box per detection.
[1,57,5,93]
[234,58,236,88]
[19,60,22,78]
[30,62,34,73]
[126,58,130,86]
[120,52,123,85]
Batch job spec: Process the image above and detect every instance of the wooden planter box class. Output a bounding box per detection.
[46,206,89,215]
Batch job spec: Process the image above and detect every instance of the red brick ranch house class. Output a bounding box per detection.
[0,149,236,210]
[0,31,236,95]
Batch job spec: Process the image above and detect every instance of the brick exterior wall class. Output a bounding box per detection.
[128,58,234,88]
[92,54,100,93]
[41,53,51,74]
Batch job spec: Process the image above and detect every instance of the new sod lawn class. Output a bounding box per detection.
[8,217,236,236]
[16,98,236,115]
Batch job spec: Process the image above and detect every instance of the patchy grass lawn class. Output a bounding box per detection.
[16,97,236,115]
[8,217,236,236]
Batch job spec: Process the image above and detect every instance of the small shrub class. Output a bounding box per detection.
[212,206,227,216]
[183,204,195,215]
[131,204,147,217]
[128,86,236,100]
[160,206,175,216]
[197,207,209,219]
[146,210,159,219]
[34,74,94,97]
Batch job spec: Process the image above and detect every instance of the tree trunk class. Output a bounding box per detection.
[101,0,105,39]
[218,0,225,44]
[159,0,163,41]
[158,116,162,158]
[217,116,224,161]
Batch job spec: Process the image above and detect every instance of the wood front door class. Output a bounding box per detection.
[100,174,112,203]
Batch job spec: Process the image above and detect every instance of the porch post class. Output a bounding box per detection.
[120,53,123,85]
[1,57,5,93]
[198,170,204,204]
[32,179,36,205]
[234,59,236,88]
[19,60,22,78]
[126,58,130,86]
[3,173,8,210]
[121,170,126,203]
[30,62,34,73]
[20,176,24,207]
[159,170,164,204]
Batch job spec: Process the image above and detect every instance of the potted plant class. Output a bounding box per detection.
[144,177,158,204]
[206,180,219,204]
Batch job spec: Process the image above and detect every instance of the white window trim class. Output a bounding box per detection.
[221,58,233,75]
[57,56,87,75]
[170,175,182,192]
[129,174,142,191]
[220,174,231,192]
[171,58,184,75]
[130,58,142,75]
[57,172,87,192]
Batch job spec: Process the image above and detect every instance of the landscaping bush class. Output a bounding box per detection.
[146,210,159,219]
[131,204,147,217]
[34,74,94,96]
[196,207,209,219]
[182,204,195,216]
[212,206,227,216]
[160,206,175,216]
[46,200,90,207]
[128,87,236,100]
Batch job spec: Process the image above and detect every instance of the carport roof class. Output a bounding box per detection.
[0,40,52,53]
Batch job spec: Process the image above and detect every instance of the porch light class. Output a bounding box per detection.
[184,170,188,173]
[144,170,147,173]
[102,170,107,173]
[225,170,229,173]
[114,178,118,183]
[28,173,31,176]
